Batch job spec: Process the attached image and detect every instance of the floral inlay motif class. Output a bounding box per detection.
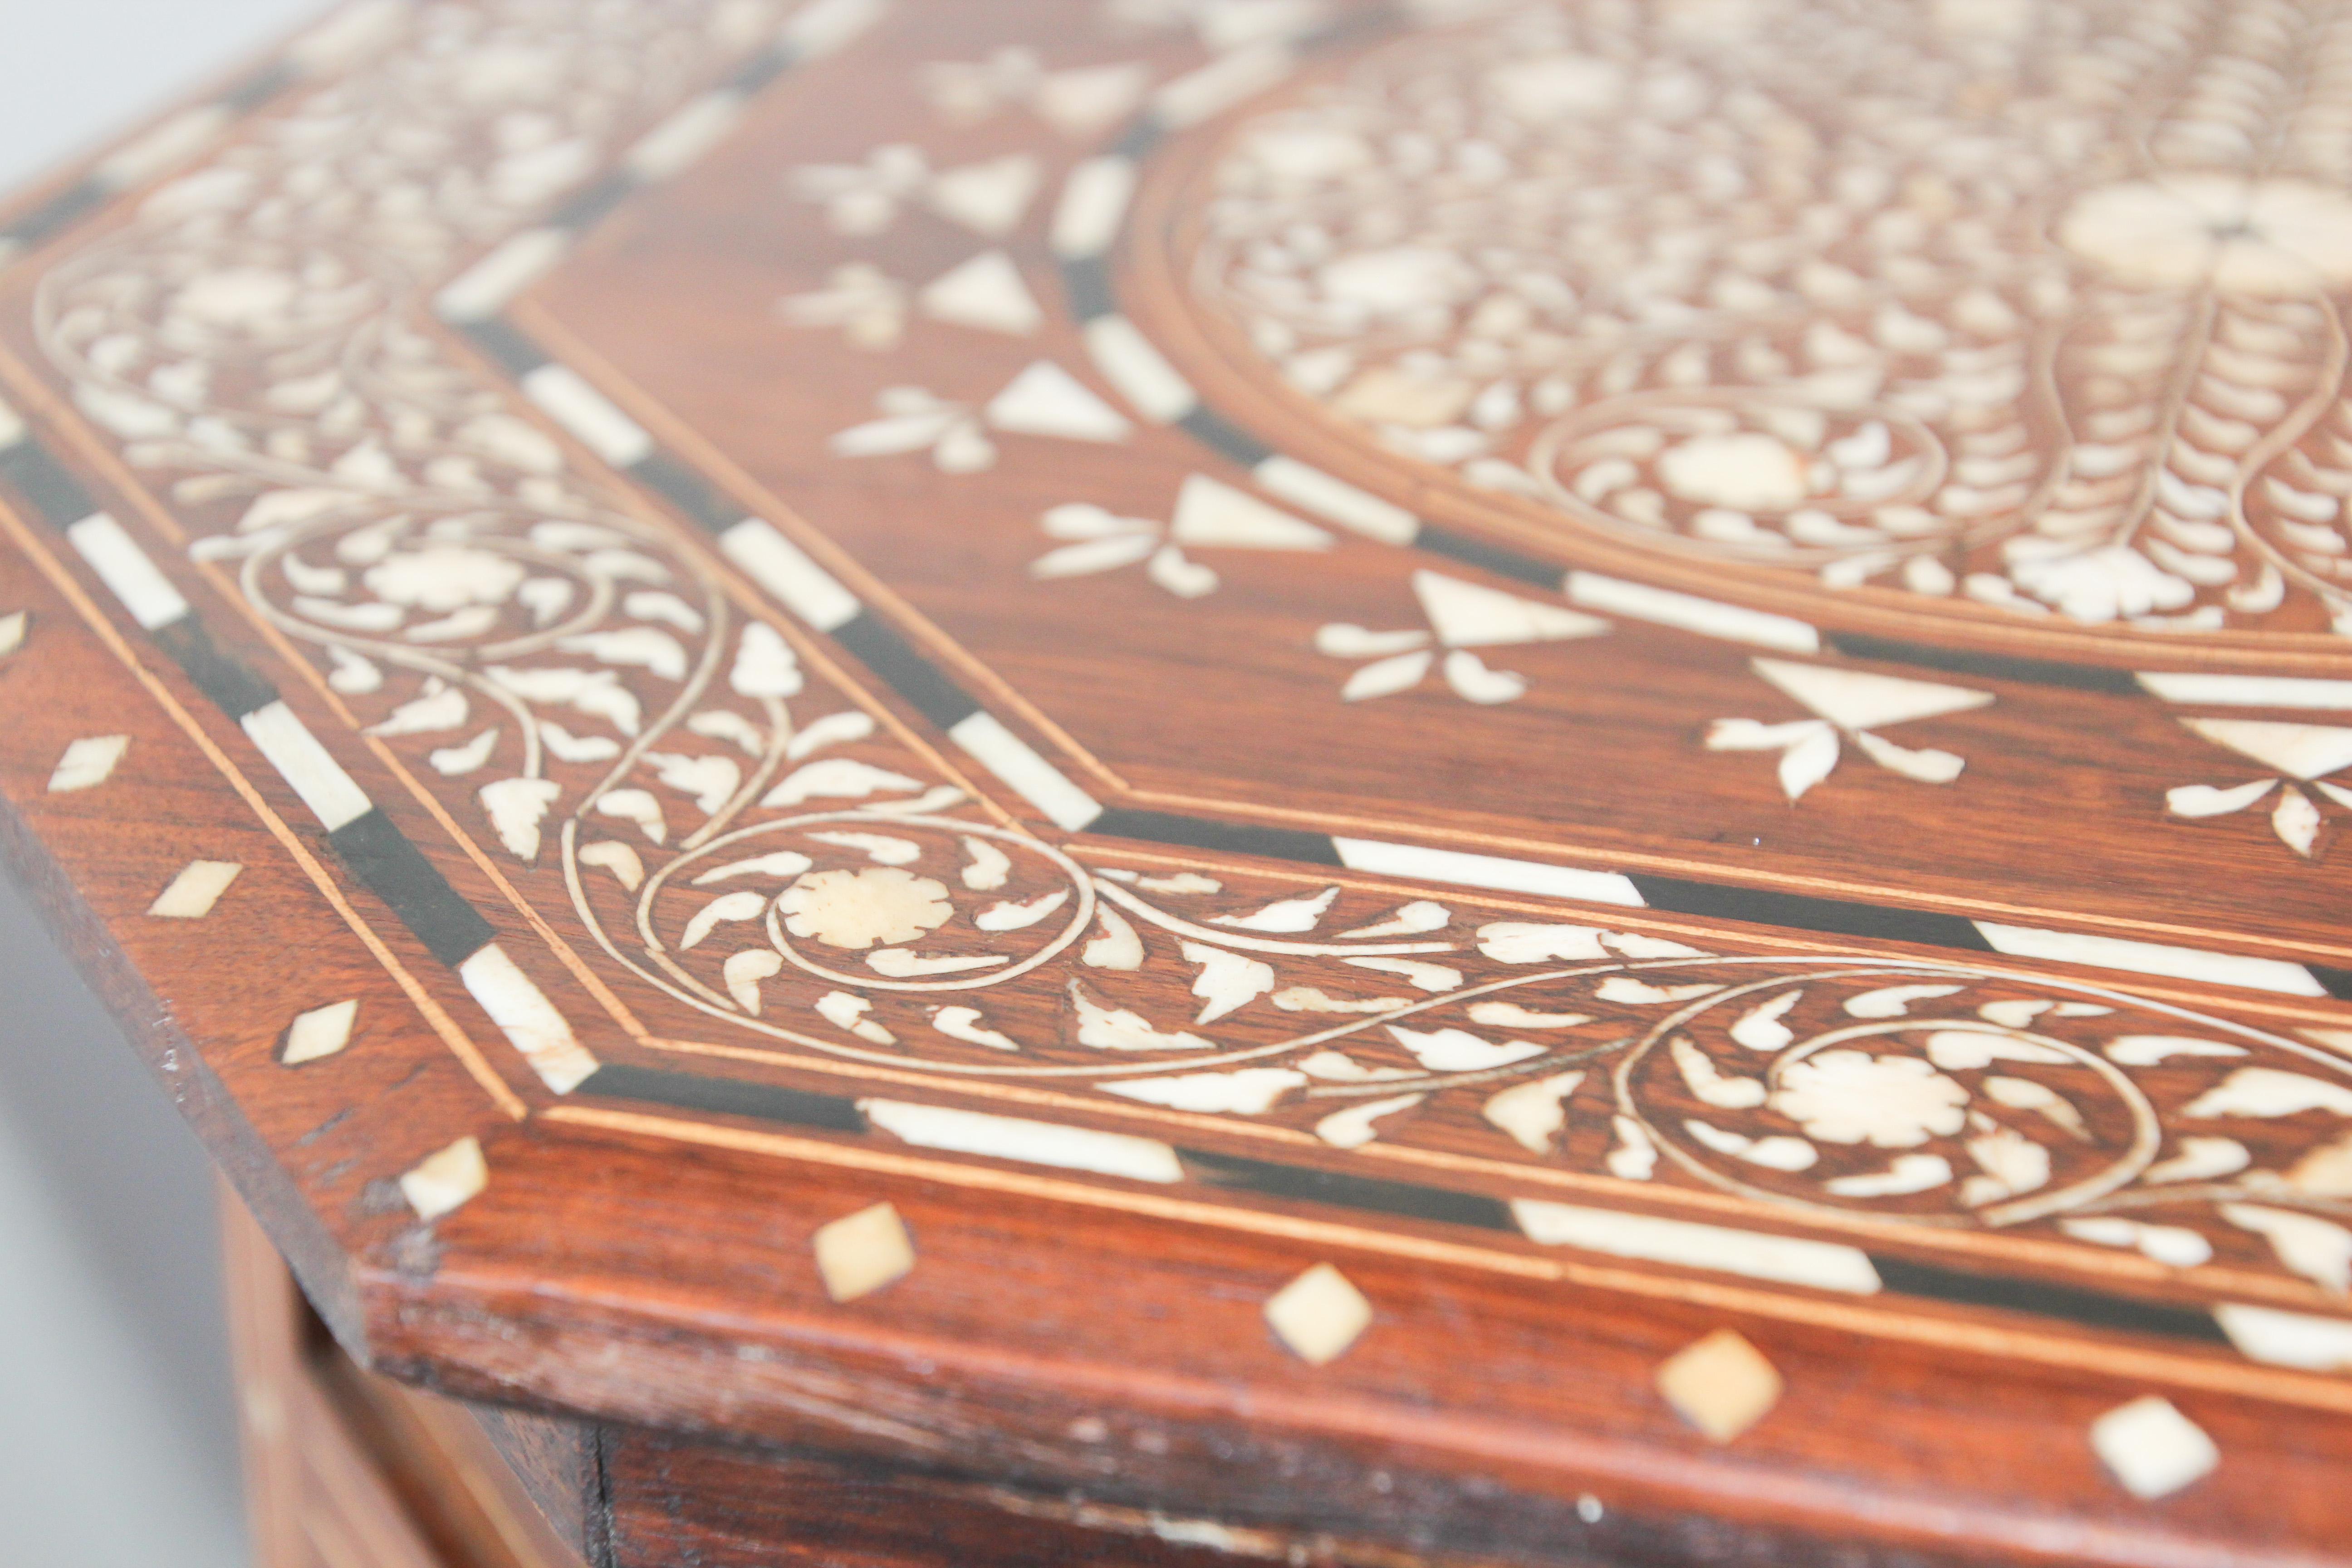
[1770,1050,1970,1149]
[2060,178,2352,297]
[779,866,956,949]
[1177,0,2352,637]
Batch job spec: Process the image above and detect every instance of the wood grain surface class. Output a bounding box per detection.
[5,2,2352,1564]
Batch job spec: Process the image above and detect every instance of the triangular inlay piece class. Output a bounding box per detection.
[1170,474,1333,550]
[985,361,1132,442]
[1753,658,1993,732]
[928,153,1042,236]
[1412,570,1609,648]
[919,250,1044,337]
[2182,718,2352,781]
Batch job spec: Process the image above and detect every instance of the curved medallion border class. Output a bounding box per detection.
[1120,0,2352,671]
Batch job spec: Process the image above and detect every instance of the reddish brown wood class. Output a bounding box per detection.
[224,1184,561,1568]
[10,4,2352,1567]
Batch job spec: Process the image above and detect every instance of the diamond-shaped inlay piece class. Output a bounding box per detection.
[47,735,129,794]
[1657,1328,1784,1444]
[399,1136,488,1222]
[282,1000,360,1066]
[813,1201,916,1303]
[2091,1396,2219,1500]
[147,860,244,919]
[1264,1263,1373,1366]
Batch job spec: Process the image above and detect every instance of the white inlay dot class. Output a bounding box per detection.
[399,1136,488,1221]
[813,1201,916,1303]
[1656,1328,1784,1444]
[1264,1263,1373,1366]
[48,735,129,793]
[282,1000,360,1066]
[147,860,243,919]
[0,609,26,658]
[2090,1396,2219,1500]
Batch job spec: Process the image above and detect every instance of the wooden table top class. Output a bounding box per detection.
[5,1,2352,1562]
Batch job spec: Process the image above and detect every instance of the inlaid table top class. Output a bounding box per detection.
[7,1,2352,1563]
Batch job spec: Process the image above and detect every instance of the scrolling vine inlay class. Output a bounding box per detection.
[10,0,2352,1379]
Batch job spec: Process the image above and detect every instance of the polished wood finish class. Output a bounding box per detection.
[10,3,2352,1565]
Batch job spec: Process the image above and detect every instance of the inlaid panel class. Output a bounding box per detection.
[5,4,2352,1565]
[514,0,2352,968]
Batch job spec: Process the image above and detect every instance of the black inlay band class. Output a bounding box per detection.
[220,60,297,112]
[1180,1148,2230,1350]
[730,43,799,93]
[577,1063,867,1132]
[1177,406,1275,468]
[1,181,107,249]
[2313,965,2352,1002]
[831,612,981,730]
[1633,877,1996,951]
[631,451,739,533]
[1871,1255,2232,1345]
[1060,255,1117,322]
[1084,808,1347,866]
[1826,632,2144,697]
[1112,115,1167,161]
[1182,1148,1514,1230]
[549,171,637,233]
[0,440,101,528]
[153,617,279,720]
[327,810,497,968]
[1415,525,1562,591]
[0,435,514,976]
[459,318,552,378]
[1302,4,1408,54]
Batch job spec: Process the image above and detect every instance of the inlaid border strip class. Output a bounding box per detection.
[0,495,533,1118]
[0,410,599,1095]
[563,1060,2336,1376]
[550,1090,2352,1413]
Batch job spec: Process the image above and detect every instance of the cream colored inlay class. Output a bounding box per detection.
[282,1000,360,1066]
[1656,1328,1784,1444]
[399,1136,488,1221]
[1264,1262,1373,1366]
[48,735,130,793]
[147,860,243,919]
[813,1200,916,1303]
[2090,1395,2219,1500]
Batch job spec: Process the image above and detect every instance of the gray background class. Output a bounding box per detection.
[0,4,328,1565]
